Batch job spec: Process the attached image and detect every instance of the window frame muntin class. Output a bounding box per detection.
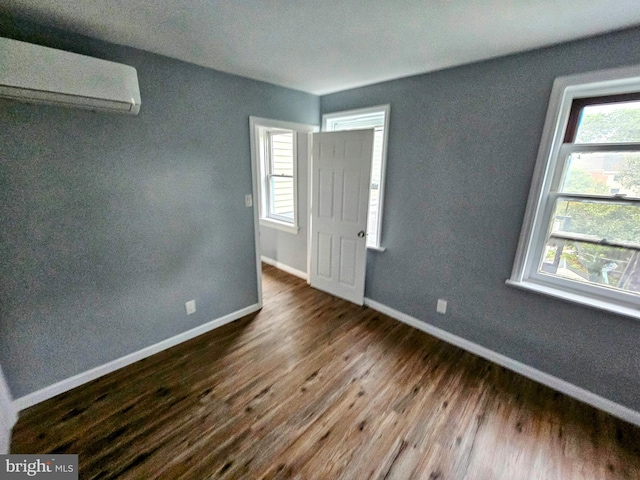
[508,65,640,319]
[322,104,390,251]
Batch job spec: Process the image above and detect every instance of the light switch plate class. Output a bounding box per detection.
[185,300,196,315]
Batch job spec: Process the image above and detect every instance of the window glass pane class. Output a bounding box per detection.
[270,132,294,176]
[561,152,640,197]
[539,184,640,296]
[551,198,640,245]
[270,176,294,220]
[366,127,385,246]
[539,239,639,295]
[328,113,385,131]
[575,101,640,143]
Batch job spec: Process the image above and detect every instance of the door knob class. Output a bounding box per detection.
[357,231,366,238]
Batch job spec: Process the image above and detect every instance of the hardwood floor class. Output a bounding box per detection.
[11,264,640,479]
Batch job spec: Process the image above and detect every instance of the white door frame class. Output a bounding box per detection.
[0,365,17,454]
[249,117,318,304]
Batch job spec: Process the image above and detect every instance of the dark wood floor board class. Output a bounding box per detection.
[149,334,391,478]
[213,309,390,407]
[10,314,259,453]
[132,312,406,478]
[11,264,640,479]
[255,326,444,479]
[208,325,416,479]
[338,356,480,480]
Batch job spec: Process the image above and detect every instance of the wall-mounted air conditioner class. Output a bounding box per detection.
[0,37,141,115]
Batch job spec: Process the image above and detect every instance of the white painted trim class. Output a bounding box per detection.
[0,366,16,426]
[506,279,640,320]
[259,218,300,234]
[306,131,314,285]
[0,365,17,454]
[249,117,264,308]
[13,304,261,411]
[363,297,640,428]
[261,255,308,280]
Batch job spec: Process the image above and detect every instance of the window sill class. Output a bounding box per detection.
[367,245,386,252]
[505,279,640,320]
[260,218,299,234]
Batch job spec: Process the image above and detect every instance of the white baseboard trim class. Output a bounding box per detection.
[261,256,308,281]
[363,297,640,428]
[13,303,261,412]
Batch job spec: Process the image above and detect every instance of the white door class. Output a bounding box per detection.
[310,130,374,305]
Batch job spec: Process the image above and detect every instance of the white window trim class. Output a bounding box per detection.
[508,65,640,319]
[250,117,316,235]
[322,104,390,251]
[258,217,299,234]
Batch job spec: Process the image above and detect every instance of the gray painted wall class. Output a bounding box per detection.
[259,132,311,274]
[0,16,319,398]
[322,27,640,412]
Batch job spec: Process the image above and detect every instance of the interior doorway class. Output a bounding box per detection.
[250,116,383,307]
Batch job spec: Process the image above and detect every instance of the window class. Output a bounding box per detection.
[249,117,316,234]
[264,130,296,223]
[509,66,640,319]
[323,105,390,250]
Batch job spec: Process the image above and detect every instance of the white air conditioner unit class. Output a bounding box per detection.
[0,37,141,115]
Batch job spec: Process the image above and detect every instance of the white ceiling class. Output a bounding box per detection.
[4,1,640,95]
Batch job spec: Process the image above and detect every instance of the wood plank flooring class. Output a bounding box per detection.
[11,264,640,479]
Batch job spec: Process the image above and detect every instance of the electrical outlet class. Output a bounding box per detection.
[185,300,196,315]
[245,194,253,207]
[436,299,447,314]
